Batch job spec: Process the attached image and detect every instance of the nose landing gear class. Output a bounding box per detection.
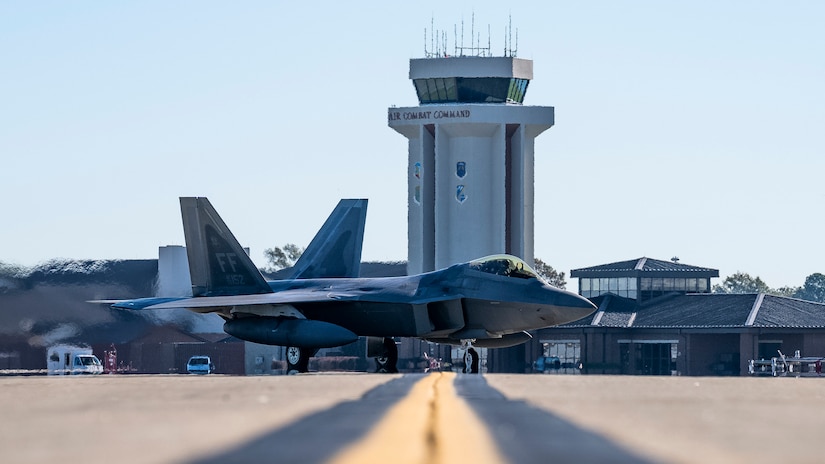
[374,337,399,373]
[462,340,480,374]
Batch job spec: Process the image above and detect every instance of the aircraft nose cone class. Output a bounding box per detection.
[566,291,598,310]
[551,287,598,322]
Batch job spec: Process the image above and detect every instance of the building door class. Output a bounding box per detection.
[639,343,672,375]
[758,341,782,360]
[620,341,678,375]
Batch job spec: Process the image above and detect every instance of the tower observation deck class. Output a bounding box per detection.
[388,26,554,275]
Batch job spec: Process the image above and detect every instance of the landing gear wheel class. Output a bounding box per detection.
[463,347,479,374]
[286,346,311,375]
[374,337,399,373]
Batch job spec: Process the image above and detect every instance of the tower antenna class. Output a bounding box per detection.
[454,24,458,56]
[442,29,447,57]
[503,14,518,57]
[514,26,519,57]
[471,11,475,56]
[461,16,465,56]
[504,15,513,56]
[423,14,513,58]
[432,16,436,57]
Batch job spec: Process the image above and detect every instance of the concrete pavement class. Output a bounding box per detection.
[2,373,823,463]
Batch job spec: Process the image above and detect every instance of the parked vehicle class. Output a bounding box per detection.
[533,356,561,372]
[47,345,103,375]
[186,356,214,374]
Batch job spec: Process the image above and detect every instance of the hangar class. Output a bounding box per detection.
[489,257,825,375]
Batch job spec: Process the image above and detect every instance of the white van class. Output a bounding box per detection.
[47,345,103,375]
[186,356,214,375]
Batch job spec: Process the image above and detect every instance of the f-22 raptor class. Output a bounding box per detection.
[113,197,596,374]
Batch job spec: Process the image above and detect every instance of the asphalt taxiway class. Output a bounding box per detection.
[2,373,823,464]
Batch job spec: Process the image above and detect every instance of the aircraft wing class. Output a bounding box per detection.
[111,297,194,310]
[112,288,460,311]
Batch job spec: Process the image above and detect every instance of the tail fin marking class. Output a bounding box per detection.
[180,197,271,296]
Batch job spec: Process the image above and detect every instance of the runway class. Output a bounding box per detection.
[2,373,823,463]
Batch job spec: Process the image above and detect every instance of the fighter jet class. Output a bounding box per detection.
[113,197,596,374]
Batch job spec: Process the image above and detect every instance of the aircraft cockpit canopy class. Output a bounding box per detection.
[467,255,539,280]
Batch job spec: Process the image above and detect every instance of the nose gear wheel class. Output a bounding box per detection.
[374,337,399,373]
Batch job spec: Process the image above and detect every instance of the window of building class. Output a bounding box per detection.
[582,276,718,300]
[638,277,711,300]
[579,277,638,299]
[507,78,529,103]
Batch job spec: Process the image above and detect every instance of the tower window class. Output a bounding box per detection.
[413,78,529,104]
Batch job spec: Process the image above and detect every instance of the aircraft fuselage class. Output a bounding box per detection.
[260,260,594,344]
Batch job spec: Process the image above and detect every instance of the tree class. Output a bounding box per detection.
[533,258,566,289]
[0,261,25,279]
[773,286,801,298]
[713,271,825,301]
[263,244,304,272]
[793,273,825,303]
[712,272,770,294]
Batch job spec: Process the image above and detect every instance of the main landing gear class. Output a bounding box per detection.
[286,346,316,375]
[374,337,399,373]
[462,340,480,374]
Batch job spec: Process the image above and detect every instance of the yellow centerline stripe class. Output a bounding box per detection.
[328,372,507,464]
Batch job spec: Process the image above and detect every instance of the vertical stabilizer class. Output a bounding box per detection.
[180,197,272,296]
[290,199,368,279]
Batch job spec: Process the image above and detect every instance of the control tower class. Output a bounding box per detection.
[388,30,554,274]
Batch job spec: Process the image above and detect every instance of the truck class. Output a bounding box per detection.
[47,345,103,375]
[186,355,214,375]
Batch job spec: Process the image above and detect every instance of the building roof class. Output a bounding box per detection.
[559,292,825,329]
[570,257,719,278]
[409,57,533,80]
[754,295,825,328]
[632,294,755,327]
[586,295,638,327]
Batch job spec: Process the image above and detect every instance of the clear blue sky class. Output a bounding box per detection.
[2,1,823,289]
